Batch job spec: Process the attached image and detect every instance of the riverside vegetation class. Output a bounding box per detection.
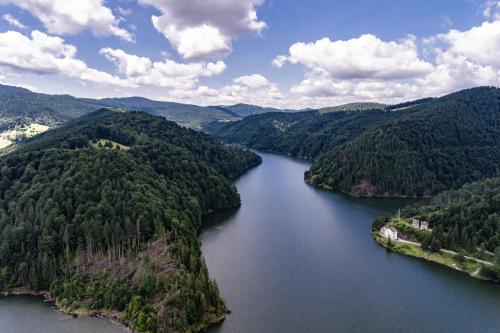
[0,109,261,332]
[373,177,500,282]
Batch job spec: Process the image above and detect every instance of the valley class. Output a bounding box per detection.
[0,87,499,333]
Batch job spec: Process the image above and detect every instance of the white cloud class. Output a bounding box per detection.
[139,0,266,60]
[272,55,288,68]
[275,17,500,108]
[155,23,231,61]
[100,48,152,78]
[100,47,226,90]
[275,34,433,80]
[433,20,500,68]
[2,14,26,30]
[233,74,269,88]
[156,73,284,108]
[483,0,500,20]
[0,30,130,87]
[0,0,133,42]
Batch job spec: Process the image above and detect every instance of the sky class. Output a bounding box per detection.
[0,0,499,108]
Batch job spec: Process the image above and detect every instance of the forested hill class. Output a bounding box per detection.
[401,177,500,255]
[0,84,97,130]
[214,87,500,197]
[398,177,500,279]
[212,103,286,117]
[0,84,239,130]
[307,87,500,197]
[0,109,260,332]
[211,109,400,159]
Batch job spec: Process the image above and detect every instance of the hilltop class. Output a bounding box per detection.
[318,102,385,113]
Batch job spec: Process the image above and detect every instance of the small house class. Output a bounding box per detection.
[380,227,398,241]
[411,219,420,228]
[420,221,429,230]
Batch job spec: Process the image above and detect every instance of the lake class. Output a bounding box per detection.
[2,151,500,332]
[201,152,500,333]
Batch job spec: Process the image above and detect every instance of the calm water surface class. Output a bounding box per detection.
[0,295,128,333]
[2,152,500,332]
[201,152,500,333]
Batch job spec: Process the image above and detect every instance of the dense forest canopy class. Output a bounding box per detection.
[307,87,500,197]
[211,109,400,159]
[401,177,500,255]
[214,87,500,197]
[0,109,261,332]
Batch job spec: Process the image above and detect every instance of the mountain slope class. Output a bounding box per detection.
[0,109,261,332]
[86,97,240,128]
[214,103,286,117]
[306,87,500,197]
[0,84,239,131]
[372,176,500,282]
[401,177,500,255]
[214,87,500,198]
[212,108,400,159]
[0,85,97,130]
[319,102,385,113]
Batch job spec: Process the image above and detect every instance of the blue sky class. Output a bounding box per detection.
[0,0,499,108]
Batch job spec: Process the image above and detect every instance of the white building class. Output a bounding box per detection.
[380,227,398,241]
[420,221,429,230]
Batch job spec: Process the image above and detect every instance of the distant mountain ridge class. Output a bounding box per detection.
[319,102,386,113]
[0,85,97,130]
[0,83,425,133]
[214,103,288,117]
[0,85,249,130]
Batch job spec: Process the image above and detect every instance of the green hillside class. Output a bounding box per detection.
[87,97,240,129]
[0,85,97,130]
[306,87,500,197]
[212,108,400,159]
[214,103,286,117]
[374,177,500,281]
[319,102,385,113]
[214,87,500,198]
[0,84,240,131]
[0,109,260,332]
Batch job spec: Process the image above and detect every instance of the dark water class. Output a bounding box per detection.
[0,295,128,333]
[201,152,500,333]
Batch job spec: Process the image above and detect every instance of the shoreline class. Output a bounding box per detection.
[373,234,496,283]
[1,288,130,330]
[2,286,227,332]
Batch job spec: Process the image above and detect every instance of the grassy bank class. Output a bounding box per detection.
[374,235,482,276]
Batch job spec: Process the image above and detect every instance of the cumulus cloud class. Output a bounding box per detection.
[433,20,500,68]
[2,14,26,30]
[275,18,500,107]
[154,73,284,107]
[233,74,269,88]
[100,47,226,90]
[0,0,133,42]
[0,30,130,86]
[274,34,433,80]
[139,0,266,60]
